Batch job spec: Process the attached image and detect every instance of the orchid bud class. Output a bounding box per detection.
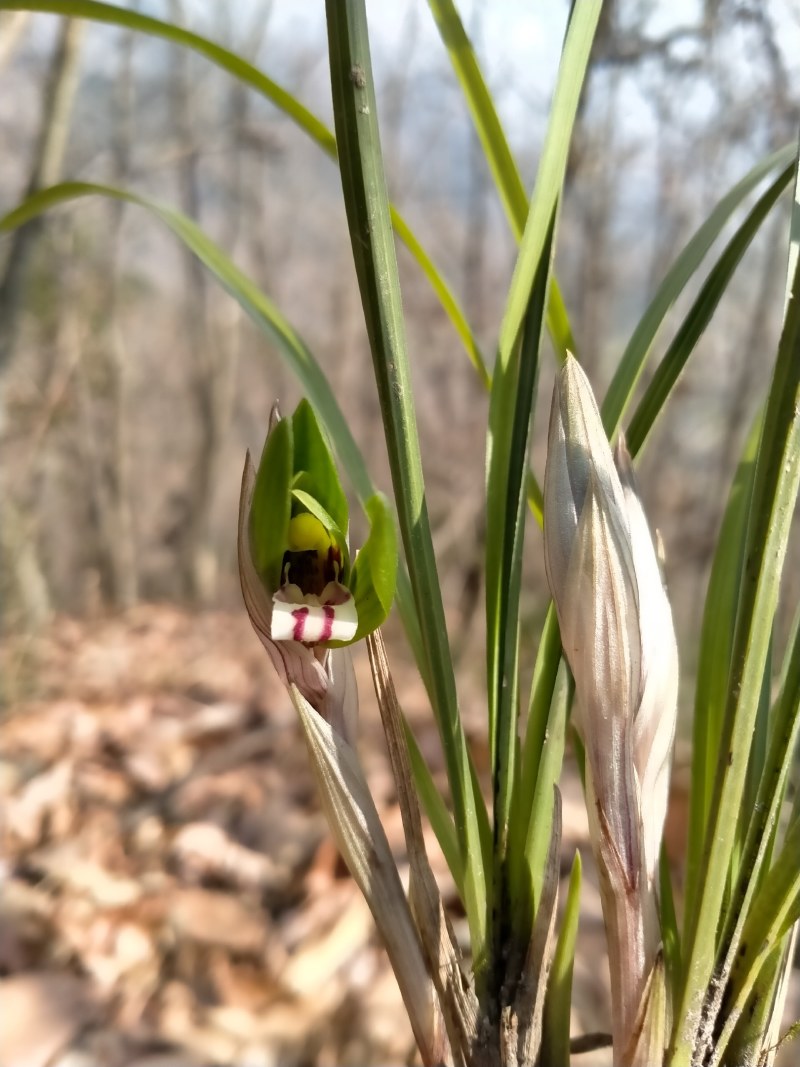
[543,354,678,1067]
[614,438,679,885]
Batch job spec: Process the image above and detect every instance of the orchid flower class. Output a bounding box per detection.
[238,399,396,741]
[239,404,467,1065]
[544,354,679,1067]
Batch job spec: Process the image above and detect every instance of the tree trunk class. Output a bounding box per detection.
[0,17,84,373]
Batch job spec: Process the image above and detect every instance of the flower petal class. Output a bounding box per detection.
[271,586,358,644]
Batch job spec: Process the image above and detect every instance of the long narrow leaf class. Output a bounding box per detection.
[511,787,563,1065]
[670,148,800,1066]
[517,666,571,936]
[723,936,795,1067]
[426,0,528,235]
[660,842,682,1006]
[626,161,794,457]
[1,1,336,146]
[709,593,800,1032]
[405,721,463,895]
[488,214,553,877]
[391,209,490,388]
[602,143,795,438]
[507,604,565,937]
[0,0,489,387]
[0,180,465,888]
[511,604,562,844]
[0,183,371,495]
[484,0,600,982]
[367,631,479,1062]
[541,851,582,1067]
[426,0,575,361]
[734,635,773,891]
[684,411,762,920]
[325,0,489,969]
[709,819,800,1067]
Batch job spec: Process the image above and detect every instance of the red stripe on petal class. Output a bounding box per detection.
[320,604,335,642]
[292,607,309,642]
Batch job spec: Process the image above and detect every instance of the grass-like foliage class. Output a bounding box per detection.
[2,2,798,1064]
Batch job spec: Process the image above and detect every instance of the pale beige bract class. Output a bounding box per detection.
[544,354,679,1067]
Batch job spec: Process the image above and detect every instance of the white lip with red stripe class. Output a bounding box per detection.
[271,581,358,644]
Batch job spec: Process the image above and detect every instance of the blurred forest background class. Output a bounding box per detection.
[1,2,800,1064]
[2,0,800,669]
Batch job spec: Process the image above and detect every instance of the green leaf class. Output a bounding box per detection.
[738,636,772,874]
[404,720,463,895]
[290,399,350,535]
[1,180,379,502]
[708,585,800,1037]
[0,0,336,148]
[348,494,398,640]
[626,160,794,457]
[426,0,528,236]
[484,0,600,974]
[513,605,562,831]
[523,663,571,934]
[684,409,761,921]
[507,606,566,938]
[390,208,490,388]
[723,940,793,1067]
[0,180,464,901]
[603,143,796,439]
[487,211,553,888]
[0,1,489,394]
[325,0,489,967]
[776,599,800,694]
[491,0,599,382]
[660,841,682,1006]
[709,818,800,1067]
[670,146,800,1066]
[541,851,582,1067]
[426,0,576,361]
[250,416,292,590]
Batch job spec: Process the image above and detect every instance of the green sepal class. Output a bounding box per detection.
[345,493,398,642]
[291,398,349,534]
[250,414,293,591]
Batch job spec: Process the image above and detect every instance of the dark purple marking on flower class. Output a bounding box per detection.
[282,544,342,597]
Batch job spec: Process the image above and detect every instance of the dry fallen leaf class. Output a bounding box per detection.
[0,972,97,1067]
[168,887,271,956]
[171,821,286,893]
[0,605,637,1066]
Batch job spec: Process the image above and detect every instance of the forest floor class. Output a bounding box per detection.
[0,605,795,1066]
